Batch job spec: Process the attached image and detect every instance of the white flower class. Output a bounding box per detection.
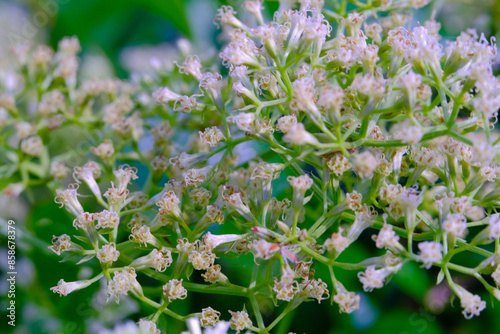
[358,265,389,292]
[202,264,228,284]
[163,278,188,302]
[353,151,379,179]
[73,161,102,199]
[273,278,299,301]
[174,95,201,113]
[73,212,95,230]
[130,225,159,247]
[184,166,212,187]
[442,213,468,238]
[156,191,181,217]
[290,76,320,118]
[300,278,329,303]
[131,248,173,272]
[200,307,221,328]
[250,162,283,183]
[327,153,352,177]
[107,267,143,303]
[229,310,252,333]
[21,136,44,157]
[55,184,84,216]
[276,115,297,133]
[97,243,120,264]
[190,188,212,207]
[373,223,401,250]
[51,279,90,296]
[489,214,500,239]
[49,234,77,255]
[333,282,360,314]
[50,161,70,181]
[227,112,255,132]
[283,123,319,146]
[324,227,351,254]
[199,127,225,147]
[188,249,216,270]
[203,232,242,251]
[176,55,203,79]
[417,241,443,269]
[95,210,120,229]
[153,87,182,103]
[137,319,161,334]
[219,31,260,67]
[398,126,423,145]
[92,140,115,159]
[15,122,36,139]
[455,286,486,319]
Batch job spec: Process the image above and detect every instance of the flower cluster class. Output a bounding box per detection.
[2,0,500,333]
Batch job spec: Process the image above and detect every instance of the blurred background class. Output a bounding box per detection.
[1,0,500,333]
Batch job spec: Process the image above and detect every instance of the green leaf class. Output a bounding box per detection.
[436,269,445,285]
[76,254,96,265]
[129,0,191,37]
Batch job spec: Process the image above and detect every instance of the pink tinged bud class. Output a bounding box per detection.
[251,239,280,260]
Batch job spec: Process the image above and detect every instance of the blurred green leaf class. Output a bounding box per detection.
[392,262,430,303]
